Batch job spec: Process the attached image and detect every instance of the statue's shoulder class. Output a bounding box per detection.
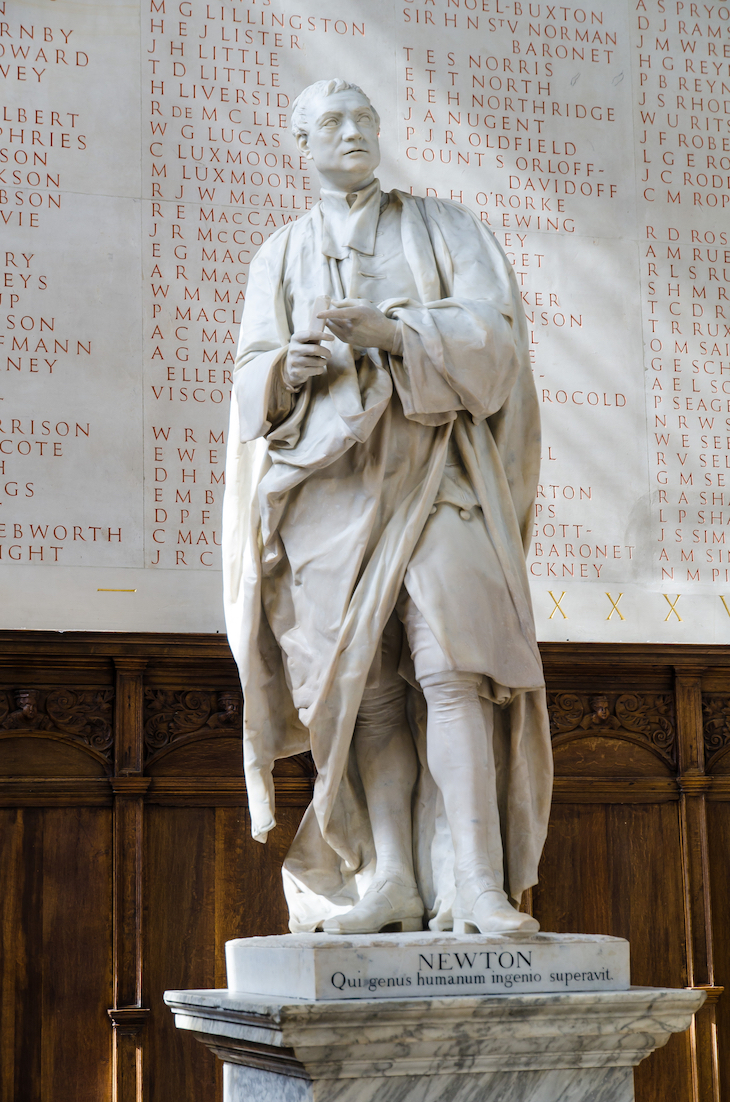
[393,190,512,287]
[251,206,319,268]
[393,189,487,235]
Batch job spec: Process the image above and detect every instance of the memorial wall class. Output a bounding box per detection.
[1,0,729,642]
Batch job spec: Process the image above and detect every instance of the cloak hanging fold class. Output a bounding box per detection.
[223,191,553,931]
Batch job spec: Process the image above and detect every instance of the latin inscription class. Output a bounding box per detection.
[327,948,616,995]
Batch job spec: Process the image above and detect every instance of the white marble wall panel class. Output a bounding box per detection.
[1,0,143,620]
[2,0,730,638]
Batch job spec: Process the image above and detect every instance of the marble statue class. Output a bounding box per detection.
[223,78,553,936]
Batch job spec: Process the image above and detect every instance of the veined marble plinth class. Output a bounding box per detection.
[164,986,705,1102]
[225,932,629,1000]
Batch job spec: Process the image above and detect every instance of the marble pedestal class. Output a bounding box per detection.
[225,931,630,1000]
[164,985,705,1101]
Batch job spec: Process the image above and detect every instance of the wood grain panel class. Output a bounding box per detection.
[552,734,673,777]
[707,801,730,1102]
[2,631,728,1102]
[145,736,243,777]
[143,806,218,1102]
[143,802,303,1098]
[214,806,301,968]
[534,802,693,1102]
[41,808,113,1102]
[0,736,108,777]
[0,809,42,1102]
[0,808,113,1102]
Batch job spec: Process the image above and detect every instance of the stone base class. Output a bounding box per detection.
[225,931,630,1000]
[164,986,705,1102]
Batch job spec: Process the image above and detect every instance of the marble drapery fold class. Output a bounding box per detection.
[223,189,553,931]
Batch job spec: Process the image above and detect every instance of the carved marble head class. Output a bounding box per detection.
[291,79,381,192]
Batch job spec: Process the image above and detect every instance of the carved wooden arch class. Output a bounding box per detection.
[143,688,243,768]
[142,688,316,778]
[0,687,114,771]
[547,691,677,771]
[0,729,113,772]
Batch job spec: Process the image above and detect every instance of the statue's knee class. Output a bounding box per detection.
[420,670,481,710]
[356,680,408,736]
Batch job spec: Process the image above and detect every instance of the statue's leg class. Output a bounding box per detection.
[354,678,418,887]
[420,671,538,935]
[321,619,424,934]
[397,581,540,936]
[419,671,502,887]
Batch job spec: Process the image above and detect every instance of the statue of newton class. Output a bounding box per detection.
[223,78,553,936]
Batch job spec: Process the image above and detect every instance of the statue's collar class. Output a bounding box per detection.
[319,178,382,259]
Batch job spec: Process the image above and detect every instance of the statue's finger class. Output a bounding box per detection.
[293,329,335,343]
[300,347,331,364]
[323,319,355,334]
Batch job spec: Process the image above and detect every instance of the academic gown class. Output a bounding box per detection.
[222,187,553,931]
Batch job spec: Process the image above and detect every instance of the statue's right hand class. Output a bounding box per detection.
[282,329,334,391]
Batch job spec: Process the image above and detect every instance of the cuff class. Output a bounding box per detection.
[389,320,405,357]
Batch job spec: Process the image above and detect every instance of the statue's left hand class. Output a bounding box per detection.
[318,299,399,353]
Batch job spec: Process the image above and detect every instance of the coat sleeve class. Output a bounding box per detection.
[232,233,299,443]
[387,199,522,426]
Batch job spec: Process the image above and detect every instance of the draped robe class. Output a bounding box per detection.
[222,189,553,931]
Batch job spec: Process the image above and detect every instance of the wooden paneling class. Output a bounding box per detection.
[708,802,730,1102]
[144,805,218,1102]
[1,631,728,1101]
[0,807,113,1102]
[535,802,693,1102]
[143,804,300,1102]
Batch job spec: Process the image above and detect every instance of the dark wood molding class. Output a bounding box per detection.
[107,1008,151,1033]
[111,659,148,1102]
[145,776,312,807]
[2,630,730,672]
[675,668,721,1101]
[0,777,113,806]
[114,659,147,777]
[551,777,679,803]
[110,778,153,796]
[689,986,725,1007]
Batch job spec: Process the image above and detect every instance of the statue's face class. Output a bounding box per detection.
[298,89,380,190]
[220,692,240,714]
[593,698,609,720]
[18,692,36,717]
